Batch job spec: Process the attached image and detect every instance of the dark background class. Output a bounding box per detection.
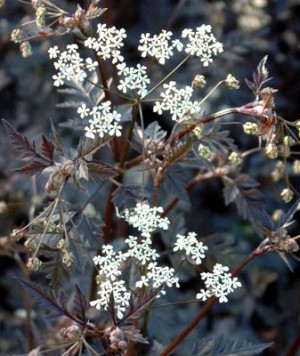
[0,0,300,354]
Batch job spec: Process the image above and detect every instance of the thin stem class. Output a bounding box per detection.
[119,101,140,169]
[198,80,225,106]
[144,55,191,98]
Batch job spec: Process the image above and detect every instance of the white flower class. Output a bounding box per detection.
[153,81,201,122]
[117,202,169,238]
[116,63,150,98]
[181,25,223,66]
[85,57,98,71]
[173,232,208,265]
[138,30,182,65]
[196,263,241,303]
[48,45,60,59]
[84,24,126,64]
[79,101,123,139]
[77,103,90,118]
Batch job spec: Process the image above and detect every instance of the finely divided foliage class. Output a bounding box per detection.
[4,1,300,355]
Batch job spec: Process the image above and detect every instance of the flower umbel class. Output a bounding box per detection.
[117,202,170,238]
[196,263,241,303]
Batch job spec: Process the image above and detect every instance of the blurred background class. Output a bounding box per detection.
[0,0,300,354]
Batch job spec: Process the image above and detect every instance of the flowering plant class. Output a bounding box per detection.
[2,0,300,355]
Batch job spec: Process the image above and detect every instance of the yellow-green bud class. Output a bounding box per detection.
[11,229,24,241]
[11,29,24,43]
[224,74,240,89]
[20,41,32,58]
[281,188,294,203]
[192,74,206,88]
[56,239,66,250]
[283,135,295,146]
[62,251,75,267]
[193,125,203,139]
[27,257,43,271]
[24,238,37,252]
[198,143,212,159]
[265,143,278,159]
[228,151,243,165]
[243,122,259,135]
[293,160,300,174]
[272,209,283,221]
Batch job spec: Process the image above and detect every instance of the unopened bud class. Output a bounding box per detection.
[229,151,243,165]
[27,257,42,271]
[224,74,240,89]
[243,122,259,135]
[11,29,24,43]
[60,325,81,341]
[293,160,300,174]
[24,238,37,252]
[281,188,294,203]
[265,143,278,159]
[283,135,295,146]
[198,143,211,159]
[62,251,75,267]
[192,74,206,88]
[20,41,32,58]
[11,229,24,241]
[193,125,203,139]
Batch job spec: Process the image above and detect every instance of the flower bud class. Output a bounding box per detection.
[60,325,81,341]
[243,122,259,135]
[293,160,300,174]
[193,125,203,139]
[20,41,33,58]
[24,238,37,252]
[224,74,240,89]
[281,188,294,203]
[283,135,295,146]
[192,74,206,88]
[198,143,211,159]
[27,257,43,271]
[11,29,24,43]
[229,151,243,165]
[11,229,24,241]
[265,143,278,159]
[62,251,75,267]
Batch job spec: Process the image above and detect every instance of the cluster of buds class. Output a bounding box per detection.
[45,160,75,196]
[198,143,212,160]
[104,326,127,354]
[27,257,43,271]
[228,151,243,165]
[60,324,82,342]
[271,161,284,182]
[281,188,294,203]
[57,239,75,267]
[269,227,299,254]
[224,74,240,89]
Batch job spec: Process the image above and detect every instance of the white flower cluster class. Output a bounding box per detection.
[138,30,183,65]
[117,201,170,238]
[173,232,208,265]
[84,24,126,64]
[48,44,97,87]
[196,263,242,303]
[116,63,150,98]
[182,25,223,66]
[153,81,201,122]
[77,101,122,139]
[90,204,178,319]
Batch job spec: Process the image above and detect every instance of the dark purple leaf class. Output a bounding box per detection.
[41,135,55,163]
